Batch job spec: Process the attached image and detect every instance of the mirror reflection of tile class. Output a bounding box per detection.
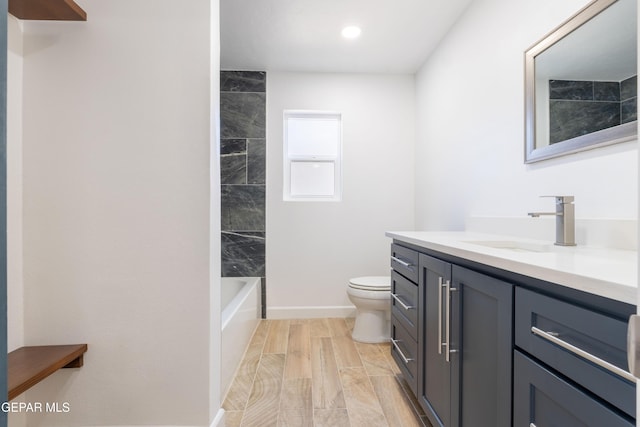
[549,75,637,144]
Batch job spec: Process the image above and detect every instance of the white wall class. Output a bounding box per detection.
[209,0,223,424]
[415,0,638,232]
[16,1,218,425]
[7,14,27,427]
[266,72,415,317]
[637,2,640,421]
[7,15,24,354]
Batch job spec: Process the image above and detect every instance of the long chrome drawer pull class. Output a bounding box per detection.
[445,279,451,362]
[438,277,443,355]
[531,326,637,383]
[391,256,412,268]
[448,284,457,360]
[391,339,414,364]
[530,424,537,427]
[391,293,415,310]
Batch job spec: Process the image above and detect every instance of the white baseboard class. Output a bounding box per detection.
[210,408,225,427]
[267,305,356,319]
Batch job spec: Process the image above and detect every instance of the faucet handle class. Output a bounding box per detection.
[541,195,574,204]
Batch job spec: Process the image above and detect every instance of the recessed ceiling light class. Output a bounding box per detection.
[341,26,361,39]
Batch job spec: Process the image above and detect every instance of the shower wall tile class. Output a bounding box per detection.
[621,76,637,124]
[221,138,247,155]
[621,76,637,101]
[220,71,267,318]
[549,100,620,143]
[221,138,248,185]
[247,139,266,184]
[622,97,637,124]
[593,81,620,101]
[220,93,266,139]
[549,80,593,100]
[221,185,265,232]
[221,232,266,277]
[548,76,637,144]
[221,153,247,185]
[221,71,266,93]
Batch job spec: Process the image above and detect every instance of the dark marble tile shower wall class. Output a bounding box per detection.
[220,71,266,317]
[549,76,637,144]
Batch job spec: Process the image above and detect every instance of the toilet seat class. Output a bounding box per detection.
[348,276,390,291]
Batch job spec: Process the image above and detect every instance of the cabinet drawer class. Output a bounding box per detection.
[391,270,419,339]
[515,287,635,417]
[514,351,634,427]
[391,317,418,395]
[391,243,419,283]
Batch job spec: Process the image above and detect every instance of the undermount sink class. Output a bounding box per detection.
[462,240,555,253]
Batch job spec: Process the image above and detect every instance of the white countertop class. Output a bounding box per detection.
[386,231,638,305]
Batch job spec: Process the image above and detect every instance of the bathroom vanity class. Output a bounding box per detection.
[388,231,637,427]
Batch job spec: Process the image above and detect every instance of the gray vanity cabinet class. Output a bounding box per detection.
[419,253,513,427]
[390,239,636,427]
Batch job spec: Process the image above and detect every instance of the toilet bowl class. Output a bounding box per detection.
[347,276,391,343]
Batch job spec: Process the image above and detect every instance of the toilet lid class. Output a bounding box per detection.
[349,276,391,291]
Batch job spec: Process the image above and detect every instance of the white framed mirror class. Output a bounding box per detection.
[525,0,637,163]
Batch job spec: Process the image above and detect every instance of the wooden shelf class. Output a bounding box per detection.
[9,0,87,21]
[8,344,88,400]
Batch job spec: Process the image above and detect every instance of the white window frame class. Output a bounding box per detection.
[283,110,343,202]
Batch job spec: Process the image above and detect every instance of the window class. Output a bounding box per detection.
[283,111,342,201]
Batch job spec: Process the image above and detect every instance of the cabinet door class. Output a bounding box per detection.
[419,254,453,427]
[514,351,634,427]
[452,266,513,427]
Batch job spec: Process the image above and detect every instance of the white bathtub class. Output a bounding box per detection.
[220,277,261,397]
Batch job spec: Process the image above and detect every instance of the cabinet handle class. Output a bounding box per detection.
[391,256,412,268]
[438,277,443,355]
[445,280,455,362]
[447,283,457,363]
[444,279,450,361]
[531,326,637,383]
[530,424,537,427]
[391,339,414,364]
[391,293,415,310]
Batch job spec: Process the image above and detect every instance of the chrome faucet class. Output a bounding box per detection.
[528,196,576,246]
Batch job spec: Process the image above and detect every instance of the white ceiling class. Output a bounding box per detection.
[220,0,474,74]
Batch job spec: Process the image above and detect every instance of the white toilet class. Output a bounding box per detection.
[347,276,391,343]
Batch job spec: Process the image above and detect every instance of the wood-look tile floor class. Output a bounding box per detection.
[223,318,433,427]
